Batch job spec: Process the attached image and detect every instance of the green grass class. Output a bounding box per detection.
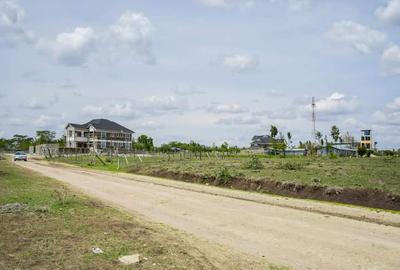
[53,154,400,195]
[0,159,286,269]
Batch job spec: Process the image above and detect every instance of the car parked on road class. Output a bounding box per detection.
[14,151,27,161]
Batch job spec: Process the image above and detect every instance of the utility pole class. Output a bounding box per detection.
[312,97,316,144]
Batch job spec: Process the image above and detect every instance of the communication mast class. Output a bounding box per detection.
[312,97,316,143]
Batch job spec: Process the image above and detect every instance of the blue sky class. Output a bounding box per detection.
[1,0,400,148]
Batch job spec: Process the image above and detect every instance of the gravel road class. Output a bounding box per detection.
[17,160,400,270]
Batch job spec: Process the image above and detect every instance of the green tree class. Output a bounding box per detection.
[330,125,340,143]
[11,134,34,150]
[287,132,292,147]
[315,131,322,144]
[135,135,154,151]
[35,130,56,144]
[270,125,278,139]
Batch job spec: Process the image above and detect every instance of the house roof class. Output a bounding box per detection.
[67,119,134,133]
[251,135,273,144]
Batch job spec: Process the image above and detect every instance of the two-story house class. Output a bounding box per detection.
[65,119,134,151]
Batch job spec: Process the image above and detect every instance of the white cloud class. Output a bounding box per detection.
[174,88,206,96]
[375,0,400,24]
[303,92,359,120]
[82,103,136,118]
[252,108,297,120]
[0,0,32,45]
[372,97,400,126]
[205,103,248,114]
[141,96,182,113]
[24,95,59,110]
[33,115,55,128]
[381,45,400,75]
[31,114,65,129]
[107,11,155,64]
[36,27,96,67]
[222,54,259,73]
[199,0,230,7]
[139,120,164,130]
[216,115,261,125]
[8,117,23,126]
[288,0,311,11]
[82,96,184,120]
[326,21,387,54]
[198,0,254,8]
[82,105,104,116]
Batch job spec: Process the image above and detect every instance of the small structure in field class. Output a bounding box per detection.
[29,143,59,157]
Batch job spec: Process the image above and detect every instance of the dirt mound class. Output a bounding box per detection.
[130,168,400,211]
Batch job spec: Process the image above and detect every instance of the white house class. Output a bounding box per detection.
[65,119,134,151]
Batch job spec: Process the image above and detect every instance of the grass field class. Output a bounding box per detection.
[0,158,286,269]
[53,154,400,195]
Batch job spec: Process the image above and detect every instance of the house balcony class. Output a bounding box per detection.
[74,136,89,142]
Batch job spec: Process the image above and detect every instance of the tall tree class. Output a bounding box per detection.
[270,125,278,139]
[136,134,154,151]
[330,125,340,143]
[35,130,56,144]
[12,134,34,150]
[315,131,322,143]
[287,131,292,146]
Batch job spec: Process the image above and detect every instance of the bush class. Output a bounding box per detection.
[216,167,233,184]
[244,155,264,170]
[278,162,303,170]
[358,146,367,156]
[329,153,337,159]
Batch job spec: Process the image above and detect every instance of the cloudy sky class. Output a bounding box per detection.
[1,0,400,148]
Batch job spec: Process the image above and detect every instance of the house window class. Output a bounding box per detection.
[101,141,106,149]
[69,130,72,137]
[101,132,106,140]
[76,131,82,137]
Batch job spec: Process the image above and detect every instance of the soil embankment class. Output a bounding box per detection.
[130,168,400,211]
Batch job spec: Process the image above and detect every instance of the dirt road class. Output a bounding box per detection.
[18,160,400,270]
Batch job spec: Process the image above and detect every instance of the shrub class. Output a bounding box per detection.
[216,167,233,185]
[329,153,337,159]
[278,162,303,171]
[358,146,367,156]
[244,155,264,170]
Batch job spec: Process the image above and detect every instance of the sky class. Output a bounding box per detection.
[0,0,400,148]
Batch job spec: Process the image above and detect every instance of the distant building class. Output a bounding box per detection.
[360,129,373,150]
[250,135,282,149]
[65,119,134,151]
[317,144,357,157]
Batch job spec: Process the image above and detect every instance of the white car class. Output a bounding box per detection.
[14,151,27,161]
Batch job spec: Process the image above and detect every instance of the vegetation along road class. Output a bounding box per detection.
[15,159,400,270]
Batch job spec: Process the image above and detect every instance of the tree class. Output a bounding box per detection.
[11,135,33,150]
[287,132,292,147]
[135,135,154,151]
[276,132,287,156]
[315,131,322,144]
[330,125,340,143]
[270,125,278,139]
[35,130,56,145]
[358,145,367,156]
